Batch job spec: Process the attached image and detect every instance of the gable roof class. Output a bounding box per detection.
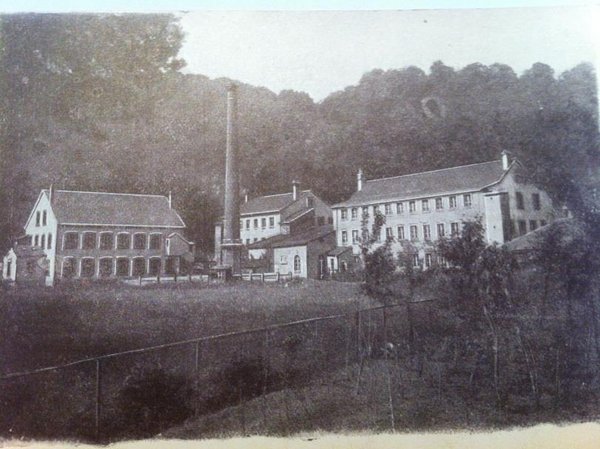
[334,160,508,207]
[247,225,335,250]
[42,190,185,228]
[241,190,312,216]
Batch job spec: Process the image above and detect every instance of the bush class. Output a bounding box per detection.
[114,365,194,438]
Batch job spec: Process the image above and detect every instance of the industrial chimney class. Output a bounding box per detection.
[292,180,300,201]
[501,150,510,170]
[218,83,242,278]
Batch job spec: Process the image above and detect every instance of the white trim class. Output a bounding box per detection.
[98,231,114,250]
[81,230,97,250]
[52,189,167,198]
[133,232,147,250]
[62,231,79,251]
[149,232,163,250]
[115,256,131,277]
[131,256,146,277]
[98,256,114,277]
[116,231,132,250]
[61,256,76,278]
[80,256,95,278]
[148,256,162,275]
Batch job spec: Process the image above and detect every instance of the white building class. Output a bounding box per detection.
[332,152,563,268]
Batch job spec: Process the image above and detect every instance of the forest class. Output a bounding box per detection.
[0,13,598,255]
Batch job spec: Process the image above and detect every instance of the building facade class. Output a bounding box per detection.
[214,181,332,264]
[21,188,192,285]
[332,153,563,268]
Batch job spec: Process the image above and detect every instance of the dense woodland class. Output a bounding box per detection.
[0,13,598,255]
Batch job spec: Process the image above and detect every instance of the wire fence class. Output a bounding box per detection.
[0,299,437,442]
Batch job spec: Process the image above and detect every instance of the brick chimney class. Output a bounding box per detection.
[501,150,510,170]
[357,169,364,191]
[292,180,300,201]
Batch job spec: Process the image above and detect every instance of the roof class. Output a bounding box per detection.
[248,225,335,249]
[14,245,46,258]
[282,208,314,224]
[334,160,508,207]
[43,190,185,228]
[327,246,353,257]
[504,218,585,252]
[241,190,312,216]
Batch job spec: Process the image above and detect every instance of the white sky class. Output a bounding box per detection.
[179,6,599,101]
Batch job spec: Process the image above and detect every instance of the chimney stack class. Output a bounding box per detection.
[292,180,300,201]
[357,169,364,191]
[501,150,510,170]
[219,83,242,276]
[49,184,54,204]
[168,191,172,209]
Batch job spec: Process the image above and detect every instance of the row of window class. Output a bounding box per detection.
[35,210,48,227]
[241,216,276,231]
[516,192,541,211]
[340,194,473,221]
[61,256,175,278]
[62,231,162,251]
[341,222,461,244]
[32,233,53,250]
[279,254,302,273]
[514,219,546,237]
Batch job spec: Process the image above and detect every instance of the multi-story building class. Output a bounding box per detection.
[332,152,563,268]
[21,188,193,285]
[214,181,332,261]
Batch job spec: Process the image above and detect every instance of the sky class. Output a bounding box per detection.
[178,6,599,101]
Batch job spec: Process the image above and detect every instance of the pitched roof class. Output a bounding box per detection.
[241,190,311,216]
[247,225,334,249]
[44,190,185,228]
[334,160,507,207]
[504,218,585,252]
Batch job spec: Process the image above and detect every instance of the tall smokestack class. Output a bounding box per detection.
[220,83,242,276]
[292,180,299,201]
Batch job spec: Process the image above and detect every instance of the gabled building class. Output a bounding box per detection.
[20,188,193,285]
[332,152,564,269]
[214,181,332,265]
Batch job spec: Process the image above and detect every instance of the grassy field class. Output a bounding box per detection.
[0,279,374,374]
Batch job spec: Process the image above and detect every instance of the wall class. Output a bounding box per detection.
[273,245,307,278]
[24,191,58,285]
[239,213,281,244]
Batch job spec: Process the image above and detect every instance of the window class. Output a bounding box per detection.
[307,197,314,208]
[386,227,393,240]
[397,226,405,240]
[149,258,161,276]
[410,225,418,240]
[254,218,258,229]
[269,216,275,228]
[435,198,443,210]
[425,253,432,268]
[409,201,416,213]
[341,209,348,220]
[463,194,472,208]
[412,254,420,268]
[116,258,130,276]
[34,235,39,247]
[352,230,359,244]
[541,220,547,227]
[376,228,382,242]
[117,233,131,250]
[254,238,258,242]
[81,258,95,278]
[133,233,147,250]
[373,205,380,214]
[422,199,429,212]
[280,255,288,264]
[64,232,79,250]
[449,196,457,209]
[246,219,250,229]
[62,258,76,278]
[529,220,538,231]
[47,234,52,250]
[246,238,250,245]
[362,206,369,218]
[351,208,358,220]
[149,234,161,250]
[261,217,266,229]
[42,210,47,226]
[41,234,46,248]
[516,191,525,210]
[99,258,113,277]
[437,223,445,238]
[518,220,527,236]
[396,202,403,214]
[132,258,145,276]
[82,232,96,250]
[451,222,460,236]
[385,204,392,215]
[341,230,348,244]
[423,225,431,241]
[532,193,541,210]
[36,211,41,227]
[293,255,301,273]
[99,233,113,250]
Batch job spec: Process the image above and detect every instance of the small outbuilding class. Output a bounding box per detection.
[2,244,48,286]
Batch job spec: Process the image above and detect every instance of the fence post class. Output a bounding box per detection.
[95,359,102,439]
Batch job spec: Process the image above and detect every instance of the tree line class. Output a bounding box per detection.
[0,13,598,255]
